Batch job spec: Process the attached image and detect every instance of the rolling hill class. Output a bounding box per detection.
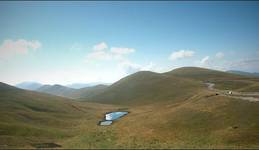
[84,71,204,105]
[0,82,119,148]
[19,67,259,101]
[70,84,108,99]
[1,67,259,148]
[36,84,77,98]
[34,84,108,99]
[166,67,243,81]
[82,67,259,105]
[66,82,110,89]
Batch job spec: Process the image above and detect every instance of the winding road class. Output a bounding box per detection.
[205,82,259,102]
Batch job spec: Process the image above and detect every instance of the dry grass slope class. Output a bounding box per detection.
[1,67,259,148]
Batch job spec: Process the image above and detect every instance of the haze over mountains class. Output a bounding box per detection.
[15,81,110,99]
[16,82,43,91]
[16,81,109,90]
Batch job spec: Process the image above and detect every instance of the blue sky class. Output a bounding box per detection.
[1,1,259,85]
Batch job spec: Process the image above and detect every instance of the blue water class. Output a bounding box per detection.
[99,120,112,126]
[105,112,128,121]
[99,111,128,126]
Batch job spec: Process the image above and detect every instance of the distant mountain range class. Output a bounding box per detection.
[15,82,109,99]
[226,70,259,77]
[36,84,77,98]
[16,82,109,90]
[16,82,43,90]
[15,68,259,101]
[66,82,110,89]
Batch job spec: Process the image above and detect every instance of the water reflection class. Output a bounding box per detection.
[99,111,128,126]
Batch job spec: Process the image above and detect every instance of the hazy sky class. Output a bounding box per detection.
[1,1,259,85]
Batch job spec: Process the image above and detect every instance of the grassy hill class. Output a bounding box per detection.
[35,84,108,99]
[36,84,77,98]
[71,84,108,99]
[1,67,259,148]
[167,67,259,92]
[33,67,258,101]
[110,92,259,149]
[166,67,243,81]
[83,67,259,105]
[84,71,204,105]
[0,82,119,148]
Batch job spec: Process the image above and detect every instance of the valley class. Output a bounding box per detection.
[1,67,259,148]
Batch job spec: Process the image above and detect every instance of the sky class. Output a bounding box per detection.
[1,1,259,85]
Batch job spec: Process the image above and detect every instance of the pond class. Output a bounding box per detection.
[99,111,128,126]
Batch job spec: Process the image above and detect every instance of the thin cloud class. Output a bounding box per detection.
[0,39,41,59]
[118,60,156,75]
[215,52,224,59]
[93,42,108,51]
[86,50,112,61]
[86,42,135,62]
[200,56,210,65]
[169,50,194,61]
[111,47,135,55]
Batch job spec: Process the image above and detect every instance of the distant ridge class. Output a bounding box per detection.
[1,66,259,148]
[83,67,258,105]
[14,67,259,102]
[66,82,110,89]
[16,81,42,91]
[36,84,77,98]
[227,70,259,77]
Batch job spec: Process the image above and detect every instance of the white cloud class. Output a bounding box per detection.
[93,42,108,51]
[86,50,112,61]
[169,50,194,61]
[118,59,156,75]
[119,60,142,74]
[200,56,210,65]
[86,42,155,77]
[215,52,224,59]
[111,47,135,55]
[86,42,135,62]
[0,39,41,59]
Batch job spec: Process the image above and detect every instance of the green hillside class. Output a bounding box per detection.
[35,84,108,99]
[85,71,204,105]
[33,67,258,101]
[166,67,243,81]
[167,67,259,91]
[36,84,77,98]
[110,93,259,149]
[1,67,259,148]
[83,67,259,105]
[70,84,108,99]
[0,82,118,148]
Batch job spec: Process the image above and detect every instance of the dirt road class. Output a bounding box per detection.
[205,82,259,102]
